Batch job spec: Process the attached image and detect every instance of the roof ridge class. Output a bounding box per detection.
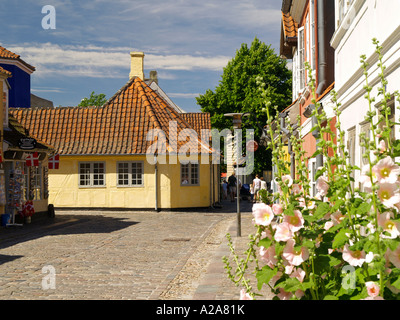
[0,46,36,71]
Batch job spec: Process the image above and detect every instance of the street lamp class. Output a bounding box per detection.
[224,113,250,237]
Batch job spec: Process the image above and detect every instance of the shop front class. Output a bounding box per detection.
[1,116,53,226]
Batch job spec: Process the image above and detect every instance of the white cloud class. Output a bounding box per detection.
[6,43,230,78]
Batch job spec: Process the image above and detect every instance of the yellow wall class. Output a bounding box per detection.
[49,155,219,209]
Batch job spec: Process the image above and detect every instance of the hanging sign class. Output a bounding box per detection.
[19,138,37,150]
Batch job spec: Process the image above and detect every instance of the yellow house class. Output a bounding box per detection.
[11,76,219,210]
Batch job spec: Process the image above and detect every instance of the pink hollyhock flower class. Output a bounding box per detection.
[239,289,253,300]
[291,184,302,195]
[274,222,294,242]
[331,211,345,225]
[387,246,400,268]
[298,197,315,210]
[378,139,387,153]
[377,182,400,209]
[277,288,292,300]
[378,212,400,239]
[365,281,380,298]
[283,259,294,275]
[316,176,329,197]
[260,245,277,269]
[272,203,283,215]
[252,203,274,226]
[372,156,400,184]
[324,221,334,231]
[261,228,273,240]
[359,164,377,192]
[294,289,304,300]
[283,210,304,232]
[282,239,309,266]
[290,268,306,283]
[342,244,366,267]
[270,271,283,287]
[282,175,293,187]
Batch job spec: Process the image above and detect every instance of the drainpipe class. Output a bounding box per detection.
[154,155,159,211]
[314,0,327,170]
[210,159,214,208]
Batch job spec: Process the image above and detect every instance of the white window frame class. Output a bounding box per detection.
[309,158,317,197]
[297,26,306,93]
[292,50,299,100]
[117,161,144,187]
[79,162,106,187]
[309,0,316,72]
[181,162,199,186]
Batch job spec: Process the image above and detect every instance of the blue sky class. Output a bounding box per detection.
[0,0,283,113]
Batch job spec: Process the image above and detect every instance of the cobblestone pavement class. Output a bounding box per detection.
[0,199,272,300]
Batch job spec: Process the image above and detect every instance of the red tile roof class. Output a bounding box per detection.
[282,12,298,39]
[0,46,36,71]
[180,112,211,136]
[280,11,298,59]
[10,77,213,156]
[0,66,12,77]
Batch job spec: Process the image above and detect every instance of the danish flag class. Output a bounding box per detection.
[48,154,60,169]
[26,152,39,167]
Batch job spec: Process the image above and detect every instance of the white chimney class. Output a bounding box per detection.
[129,51,145,80]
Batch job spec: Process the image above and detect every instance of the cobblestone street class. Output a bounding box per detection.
[0,199,272,300]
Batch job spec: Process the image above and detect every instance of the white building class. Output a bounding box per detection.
[331,0,400,186]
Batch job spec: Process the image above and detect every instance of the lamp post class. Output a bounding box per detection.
[224,113,250,237]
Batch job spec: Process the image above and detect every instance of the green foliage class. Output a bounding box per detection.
[223,39,400,300]
[197,37,292,173]
[78,91,107,107]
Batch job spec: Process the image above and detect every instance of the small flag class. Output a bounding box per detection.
[26,152,39,167]
[48,154,60,169]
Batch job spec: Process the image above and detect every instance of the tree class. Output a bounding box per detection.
[196,37,292,175]
[78,91,107,107]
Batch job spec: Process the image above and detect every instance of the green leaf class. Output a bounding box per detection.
[324,295,339,300]
[258,237,272,249]
[391,276,400,290]
[384,239,400,252]
[332,228,350,249]
[356,202,372,216]
[314,202,331,220]
[275,277,301,292]
[256,266,278,291]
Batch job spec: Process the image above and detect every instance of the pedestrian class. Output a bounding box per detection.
[250,184,254,202]
[252,174,261,202]
[228,172,237,202]
[222,180,228,200]
[260,177,267,191]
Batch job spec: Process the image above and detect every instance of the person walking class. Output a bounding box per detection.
[252,174,261,202]
[228,172,237,202]
[260,177,267,191]
[222,180,228,200]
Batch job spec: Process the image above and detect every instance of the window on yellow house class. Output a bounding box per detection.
[181,163,199,186]
[117,162,143,187]
[79,162,105,187]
